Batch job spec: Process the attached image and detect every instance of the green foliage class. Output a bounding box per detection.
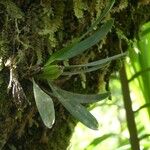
[49,84,109,104]
[82,0,115,38]
[45,0,115,65]
[38,1,64,47]
[33,80,109,129]
[73,0,87,19]
[33,80,55,128]
[45,19,114,65]
[33,51,126,129]
[67,52,127,68]
[129,21,150,118]
[115,21,150,149]
[0,37,9,59]
[63,64,107,76]
[49,83,99,130]
[1,0,125,130]
[62,52,127,75]
[0,0,24,19]
[38,65,64,80]
[30,0,128,129]
[86,133,116,150]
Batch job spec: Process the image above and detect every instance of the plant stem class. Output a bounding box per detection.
[119,63,140,150]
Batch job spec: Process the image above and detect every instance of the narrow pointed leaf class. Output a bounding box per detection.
[51,85,109,103]
[45,19,114,65]
[62,64,108,75]
[65,52,127,68]
[45,0,115,66]
[60,100,98,130]
[33,80,55,128]
[86,133,116,150]
[49,83,98,130]
[81,0,115,39]
[62,52,127,75]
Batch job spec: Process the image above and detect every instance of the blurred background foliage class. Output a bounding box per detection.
[69,21,150,150]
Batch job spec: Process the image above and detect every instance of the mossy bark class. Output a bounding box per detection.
[0,0,150,149]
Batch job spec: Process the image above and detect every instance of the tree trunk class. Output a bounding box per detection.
[0,0,150,149]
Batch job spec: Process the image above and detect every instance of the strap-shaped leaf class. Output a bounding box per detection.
[33,80,55,128]
[62,52,127,75]
[62,100,98,130]
[45,19,114,65]
[45,1,115,65]
[49,83,98,130]
[51,85,109,103]
[65,52,127,68]
[62,64,108,75]
[81,0,115,39]
[86,133,116,150]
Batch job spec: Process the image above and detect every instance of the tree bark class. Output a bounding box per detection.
[0,0,150,149]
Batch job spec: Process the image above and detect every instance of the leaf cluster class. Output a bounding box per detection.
[1,0,127,130]
[31,0,126,130]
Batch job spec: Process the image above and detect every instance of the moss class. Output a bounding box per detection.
[0,0,150,149]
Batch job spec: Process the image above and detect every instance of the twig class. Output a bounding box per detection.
[139,134,150,140]
[120,63,140,150]
[128,67,150,82]
[134,103,150,113]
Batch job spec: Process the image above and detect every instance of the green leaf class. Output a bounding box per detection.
[61,100,99,130]
[128,67,150,82]
[38,65,63,80]
[49,83,99,130]
[44,0,115,66]
[129,22,150,118]
[51,85,109,103]
[66,52,127,68]
[86,133,116,150]
[62,52,127,75]
[81,0,115,39]
[45,19,114,65]
[33,80,55,128]
[62,64,108,75]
